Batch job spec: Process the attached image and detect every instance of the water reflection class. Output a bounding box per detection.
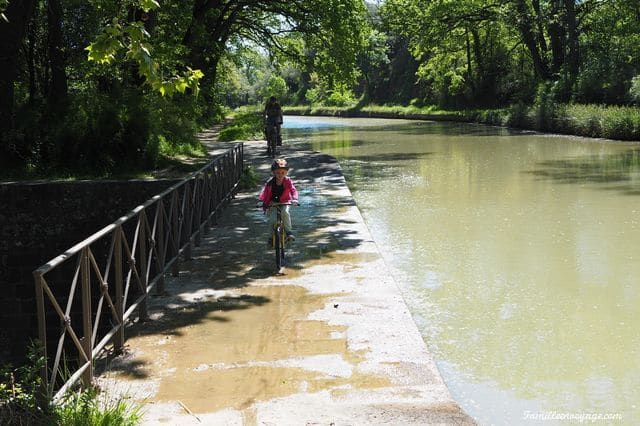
[529,149,640,191]
[283,116,640,425]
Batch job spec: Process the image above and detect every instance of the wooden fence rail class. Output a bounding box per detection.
[32,143,243,401]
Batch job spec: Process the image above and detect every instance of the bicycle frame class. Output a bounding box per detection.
[270,204,287,270]
[259,201,297,272]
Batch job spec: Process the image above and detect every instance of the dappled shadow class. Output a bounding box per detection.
[526,148,640,195]
[266,140,436,183]
[95,351,149,379]
[98,143,373,377]
[133,294,270,336]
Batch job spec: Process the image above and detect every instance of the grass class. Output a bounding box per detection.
[282,103,640,141]
[218,109,264,142]
[55,387,142,426]
[1,343,143,426]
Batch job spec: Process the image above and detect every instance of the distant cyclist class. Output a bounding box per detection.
[258,158,298,241]
[263,96,283,146]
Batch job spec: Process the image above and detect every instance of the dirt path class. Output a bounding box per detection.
[97,139,476,425]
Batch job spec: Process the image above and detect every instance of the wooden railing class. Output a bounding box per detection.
[33,143,243,400]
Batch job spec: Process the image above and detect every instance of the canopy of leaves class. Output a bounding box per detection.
[378,0,639,107]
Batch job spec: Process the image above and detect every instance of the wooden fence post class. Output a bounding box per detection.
[80,247,93,388]
[184,181,193,261]
[171,192,180,277]
[33,272,49,394]
[156,200,166,294]
[138,216,148,321]
[114,228,124,353]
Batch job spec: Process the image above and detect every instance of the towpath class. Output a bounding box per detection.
[97,137,475,425]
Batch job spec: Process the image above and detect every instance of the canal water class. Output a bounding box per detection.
[282,116,639,425]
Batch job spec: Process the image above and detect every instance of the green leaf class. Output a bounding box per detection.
[85,35,123,64]
[138,0,160,12]
[174,79,188,93]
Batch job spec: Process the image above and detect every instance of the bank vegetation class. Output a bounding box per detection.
[1,0,639,178]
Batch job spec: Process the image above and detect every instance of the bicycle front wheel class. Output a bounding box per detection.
[275,227,283,269]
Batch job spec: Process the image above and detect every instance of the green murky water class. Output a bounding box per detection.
[283,116,639,425]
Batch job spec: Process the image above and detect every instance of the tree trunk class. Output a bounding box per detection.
[465,28,473,83]
[47,0,68,103]
[470,27,484,76]
[563,0,579,78]
[531,0,548,58]
[183,0,209,47]
[27,13,37,103]
[547,0,565,75]
[0,0,37,131]
[512,0,550,79]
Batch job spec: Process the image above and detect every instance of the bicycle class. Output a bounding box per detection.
[260,201,298,272]
[264,122,278,158]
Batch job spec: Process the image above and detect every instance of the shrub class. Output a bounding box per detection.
[147,94,203,161]
[565,104,603,138]
[0,342,142,426]
[601,106,640,140]
[326,88,357,107]
[0,343,55,425]
[506,102,533,129]
[630,75,640,105]
[304,87,322,105]
[218,111,264,142]
[533,82,559,131]
[239,165,260,190]
[218,124,254,141]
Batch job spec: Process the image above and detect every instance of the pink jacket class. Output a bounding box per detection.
[259,176,298,205]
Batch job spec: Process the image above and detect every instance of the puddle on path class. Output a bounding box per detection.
[280,250,381,279]
[302,250,380,266]
[112,284,389,413]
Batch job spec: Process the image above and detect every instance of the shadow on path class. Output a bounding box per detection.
[96,141,370,378]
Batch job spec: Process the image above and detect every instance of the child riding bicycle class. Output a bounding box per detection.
[258,158,299,241]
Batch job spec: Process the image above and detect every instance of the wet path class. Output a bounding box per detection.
[97,140,475,425]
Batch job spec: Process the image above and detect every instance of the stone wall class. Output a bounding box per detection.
[0,179,179,366]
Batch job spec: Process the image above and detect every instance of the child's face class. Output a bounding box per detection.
[273,168,288,181]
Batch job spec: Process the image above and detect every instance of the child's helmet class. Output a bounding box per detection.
[271,158,289,171]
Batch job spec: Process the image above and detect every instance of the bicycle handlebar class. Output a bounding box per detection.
[256,200,299,209]
[272,201,299,206]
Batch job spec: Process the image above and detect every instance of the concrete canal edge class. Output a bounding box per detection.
[96,141,476,425]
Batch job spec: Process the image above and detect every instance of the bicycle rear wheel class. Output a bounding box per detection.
[266,125,277,158]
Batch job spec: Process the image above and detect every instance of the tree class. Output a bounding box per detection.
[574,0,640,104]
[0,0,36,132]
[1,0,370,174]
[377,0,640,107]
[47,0,67,103]
[356,29,389,104]
[179,0,368,106]
[509,0,551,80]
[85,0,369,112]
[380,0,520,106]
